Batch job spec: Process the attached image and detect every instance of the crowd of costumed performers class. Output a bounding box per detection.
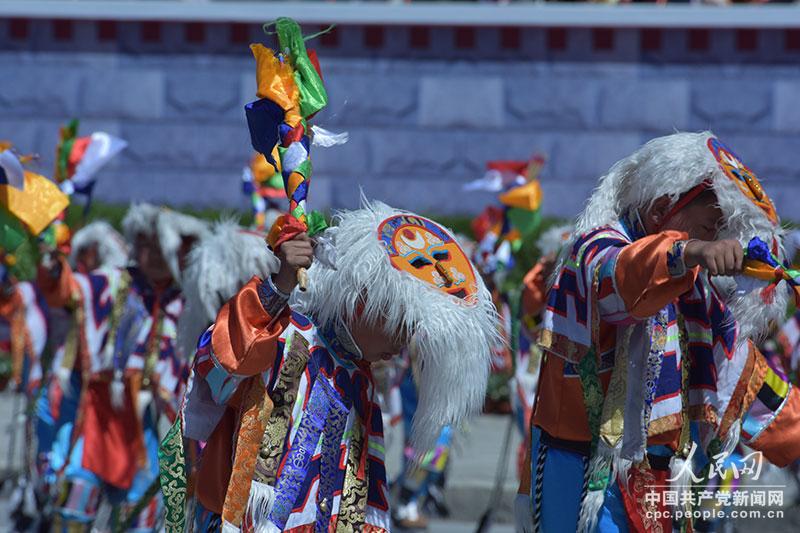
[0,120,215,532]
[2,17,800,533]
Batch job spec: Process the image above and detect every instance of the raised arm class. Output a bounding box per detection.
[36,255,78,309]
[209,276,292,378]
[521,259,550,320]
[567,228,698,324]
[196,232,314,404]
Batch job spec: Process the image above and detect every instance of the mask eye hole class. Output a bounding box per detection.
[410,256,432,269]
[450,289,467,300]
[431,250,450,262]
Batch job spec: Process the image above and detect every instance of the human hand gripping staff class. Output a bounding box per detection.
[272,232,314,294]
[738,236,800,304]
[686,235,800,304]
[245,17,330,292]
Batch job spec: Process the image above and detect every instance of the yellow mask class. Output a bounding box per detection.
[378,215,478,304]
[708,137,778,225]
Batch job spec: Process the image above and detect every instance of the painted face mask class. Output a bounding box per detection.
[708,137,778,225]
[378,214,478,303]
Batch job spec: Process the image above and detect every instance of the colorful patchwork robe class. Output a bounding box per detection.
[37,260,187,496]
[523,218,800,528]
[0,281,48,393]
[180,277,391,532]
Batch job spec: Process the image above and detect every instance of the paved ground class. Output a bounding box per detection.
[0,390,31,533]
[429,520,514,533]
[0,391,27,480]
[385,413,522,527]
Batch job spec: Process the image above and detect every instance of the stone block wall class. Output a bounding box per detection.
[1,19,799,219]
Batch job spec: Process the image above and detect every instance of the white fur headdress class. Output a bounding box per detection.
[121,202,160,243]
[572,131,785,342]
[292,199,500,448]
[537,223,573,258]
[155,208,210,286]
[783,230,800,266]
[177,219,280,359]
[69,220,129,270]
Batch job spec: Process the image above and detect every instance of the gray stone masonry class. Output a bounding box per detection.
[1,22,799,219]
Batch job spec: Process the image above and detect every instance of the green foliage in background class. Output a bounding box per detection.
[63,201,255,230]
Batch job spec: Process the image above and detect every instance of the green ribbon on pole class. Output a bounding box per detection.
[275,17,328,119]
[0,207,27,253]
[306,210,328,237]
[0,207,36,281]
[56,119,79,182]
[507,208,542,240]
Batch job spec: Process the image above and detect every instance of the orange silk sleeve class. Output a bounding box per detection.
[36,256,78,309]
[614,231,698,319]
[738,347,800,467]
[522,261,549,318]
[749,387,800,467]
[210,277,291,377]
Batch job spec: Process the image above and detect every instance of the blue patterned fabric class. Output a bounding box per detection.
[530,426,629,533]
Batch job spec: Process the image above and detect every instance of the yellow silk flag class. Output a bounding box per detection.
[498,179,542,211]
[0,171,69,235]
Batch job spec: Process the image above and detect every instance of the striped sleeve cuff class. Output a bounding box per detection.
[257,276,290,318]
[666,240,689,278]
[741,365,792,444]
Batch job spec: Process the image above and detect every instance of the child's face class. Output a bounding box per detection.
[134,233,173,286]
[76,243,100,273]
[662,197,723,242]
[645,191,723,242]
[349,318,407,363]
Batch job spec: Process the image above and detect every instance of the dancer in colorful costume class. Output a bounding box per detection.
[164,219,281,526]
[516,132,800,532]
[169,200,498,532]
[0,219,48,485]
[0,140,70,529]
[0,216,48,395]
[0,139,64,405]
[34,219,129,483]
[37,203,207,531]
[0,256,48,397]
[512,224,572,480]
